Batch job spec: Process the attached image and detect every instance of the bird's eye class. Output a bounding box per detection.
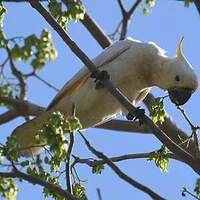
[175,75,180,82]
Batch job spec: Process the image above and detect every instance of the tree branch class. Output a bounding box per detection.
[96,188,102,200]
[143,93,198,156]
[97,119,152,134]
[80,13,112,49]
[79,131,166,200]
[73,152,179,168]
[0,96,45,117]
[6,47,26,100]
[0,170,79,200]
[60,0,112,49]
[33,73,59,92]
[117,0,142,40]
[128,0,142,16]
[66,132,74,194]
[117,0,127,16]
[194,0,200,14]
[0,109,20,125]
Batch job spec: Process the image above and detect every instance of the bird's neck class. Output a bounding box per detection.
[147,54,172,89]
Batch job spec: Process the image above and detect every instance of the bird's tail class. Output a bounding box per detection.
[11,111,52,157]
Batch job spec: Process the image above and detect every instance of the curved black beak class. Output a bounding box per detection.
[168,87,193,106]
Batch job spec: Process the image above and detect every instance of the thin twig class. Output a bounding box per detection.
[96,188,102,200]
[194,0,200,15]
[177,106,200,158]
[66,132,74,194]
[6,47,26,99]
[117,0,127,16]
[73,152,179,167]
[128,0,142,16]
[108,21,122,41]
[117,0,142,40]
[79,131,166,200]
[182,187,200,200]
[34,73,59,92]
[0,57,9,67]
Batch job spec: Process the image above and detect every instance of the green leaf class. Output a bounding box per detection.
[148,145,169,172]
[0,178,18,200]
[92,163,104,174]
[73,183,88,200]
[4,135,20,161]
[194,179,200,197]
[143,7,150,15]
[0,4,7,48]
[66,116,82,133]
[10,30,57,71]
[146,0,155,7]
[0,4,6,24]
[150,97,166,124]
[184,0,191,7]
[57,12,68,30]
[48,0,62,18]
[48,0,85,30]
[20,160,31,167]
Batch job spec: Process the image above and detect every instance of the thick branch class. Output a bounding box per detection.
[0,96,45,117]
[80,13,112,49]
[0,170,79,200]
[0,109,20,125]
[27,0,200,174]
[79,132,166,200]
[97,120,152,134]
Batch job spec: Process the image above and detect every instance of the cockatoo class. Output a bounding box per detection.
[12,38,198,156]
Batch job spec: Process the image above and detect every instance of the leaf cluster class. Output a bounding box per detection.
[92,163,104,175]
[48,0,85,30]
[143,0,156,15]
[0,4,7,47]
[148,145,170,172]
[0,111,84,200]
[11,30,57,71]
[35,111,69,172]
[194,178,200,198]
[73,183,88,200]
[0,178,18,200]
[150,97,166,124]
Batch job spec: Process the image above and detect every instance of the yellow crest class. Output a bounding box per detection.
[176,36,184,58]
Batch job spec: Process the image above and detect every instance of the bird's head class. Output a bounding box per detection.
[158,37,198,105]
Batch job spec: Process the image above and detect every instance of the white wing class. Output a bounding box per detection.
[47,38,135,110]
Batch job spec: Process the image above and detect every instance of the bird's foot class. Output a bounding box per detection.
[126,107,145,125]
[90,70,110,89]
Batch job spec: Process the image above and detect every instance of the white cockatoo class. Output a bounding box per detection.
[12,38,198,156]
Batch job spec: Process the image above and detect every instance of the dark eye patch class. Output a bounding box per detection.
[175,75,180,82]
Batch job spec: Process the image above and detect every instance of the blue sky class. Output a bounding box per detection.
[1,0,200,199]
